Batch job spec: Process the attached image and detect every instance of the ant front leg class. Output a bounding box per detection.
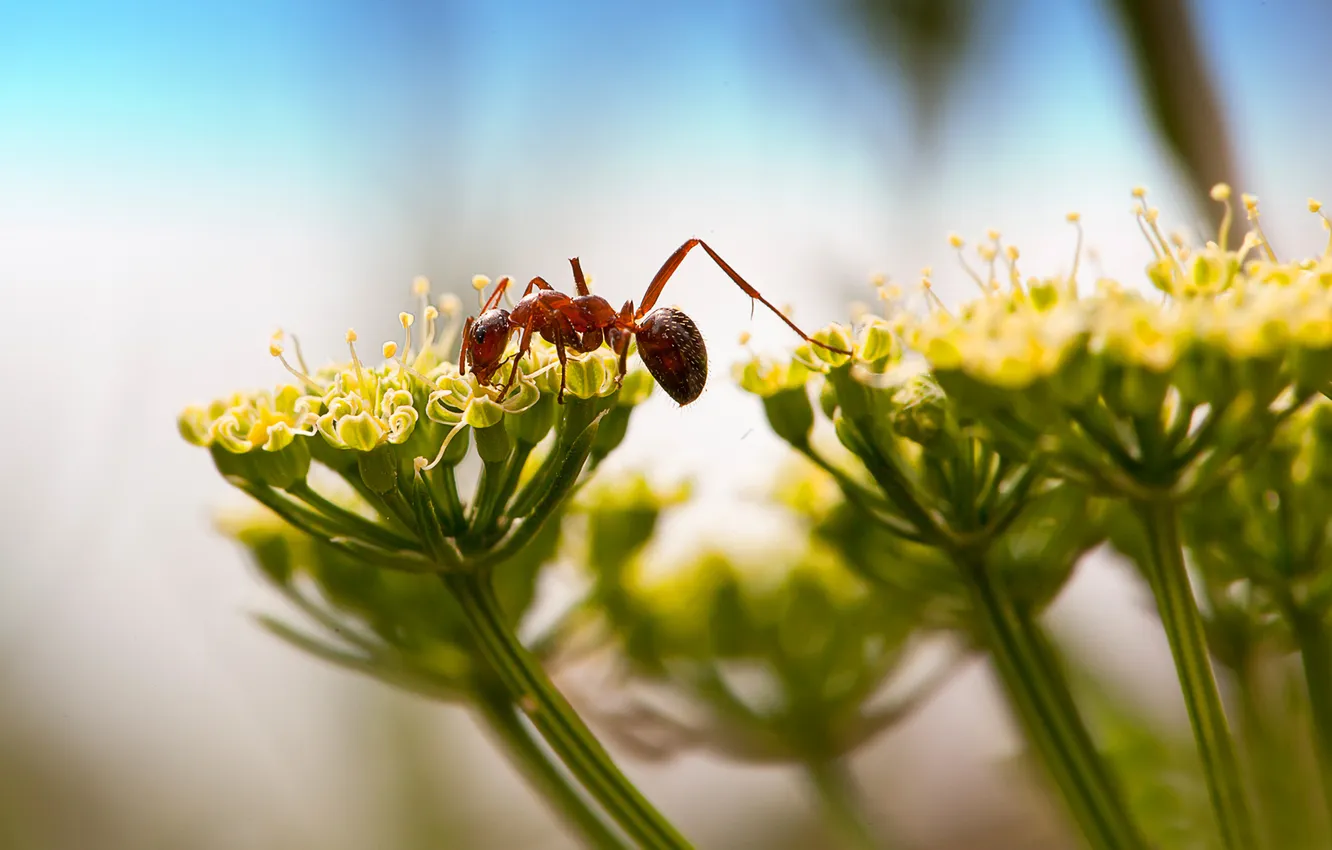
[500,311,539,399]
[458,315,474,373]
[636,238,851,355]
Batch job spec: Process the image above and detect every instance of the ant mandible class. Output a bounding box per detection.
[459,238,851,406]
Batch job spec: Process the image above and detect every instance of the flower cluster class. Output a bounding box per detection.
[550,471,948,765]
[729,187,1332,850]
[895,189,1332,496]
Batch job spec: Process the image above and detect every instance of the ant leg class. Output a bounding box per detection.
[500,310,540,398]
[554,330,570,404]
[521,276,555,298]
[604,327,630,388]
[635,238,851,355]
[569,258,590,296]
[458,316,474,373]
[480,276,512,312]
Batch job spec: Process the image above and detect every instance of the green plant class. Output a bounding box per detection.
[183,189,1332,849]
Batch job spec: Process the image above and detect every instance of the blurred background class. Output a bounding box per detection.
[2,0,1331,847]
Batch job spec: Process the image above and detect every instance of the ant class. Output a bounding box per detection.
[459,238,851,406]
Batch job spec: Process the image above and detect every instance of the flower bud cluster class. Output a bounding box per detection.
[895,192,1332,495]
[563,472,936,763]
[217,498,560,700]
[181,276,656,491]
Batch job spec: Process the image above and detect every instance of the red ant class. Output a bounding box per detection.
[459,238,851,406]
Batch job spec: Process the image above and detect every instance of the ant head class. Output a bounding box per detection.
[635,307,708,405]
[466,308,511,380]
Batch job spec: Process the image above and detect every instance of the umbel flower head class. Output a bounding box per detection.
[180,272,656,587]
[550,471,952,765]
[895,187,1332,497]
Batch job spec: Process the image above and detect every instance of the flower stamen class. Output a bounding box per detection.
[1211,183,1233,251]
[949,232,987,293]
[1242,192,1278,262]
[1067,212,1084,284]
[270,330,322,393]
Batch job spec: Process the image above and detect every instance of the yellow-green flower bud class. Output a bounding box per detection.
[562,353,611,399]
[734,356,812,398]
[762,386,815,447]
[474,422,513,464]
[253,435,311,489]
[508,392,556,445]
[357,444,398,495]
[818,378,839,419]
[178,406,211,446]
[335,411,387,452]
[807,323,853,368]
[462,394,507,429]
[857,318,899,365]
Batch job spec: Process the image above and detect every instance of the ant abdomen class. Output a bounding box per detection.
[636,307,707,405]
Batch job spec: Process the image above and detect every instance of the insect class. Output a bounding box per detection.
[460,238,850,406]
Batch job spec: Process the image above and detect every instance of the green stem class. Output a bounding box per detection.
[1133,500,1257,850]
[287,481,418,549]
[426,464,466,534]
[962,555,1147,850]
[471,443,534,540]
[1290,606,1332,829]
[805,759,882,850]
[474,691,630,849]
[447,573,692,850]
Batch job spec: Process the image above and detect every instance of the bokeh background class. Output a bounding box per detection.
[3,1,1331,847]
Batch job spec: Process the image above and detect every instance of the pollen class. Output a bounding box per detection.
[985,229,1000,242]
[948,232,964,249]
[1131,186,1147,199]
[1310,199,1323,213]
[383,342,398,359]
[412,275,430,296]
[1242,193,1260,212]
[400,312,414,329]
[1065,212,1080,223]
[737,331,752,346]
[1210,183,1231,201]
[345,329,358,344]
[472,275,490,291]
[269,340,284,357]
[424,305,439,322]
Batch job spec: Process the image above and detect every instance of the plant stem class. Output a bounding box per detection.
[474,691,630,849]
[447,573,693,850]
[962,555,1147,850]
[1133,500,1257,850]
[1290,606,1332,829]
[805,759,883,850]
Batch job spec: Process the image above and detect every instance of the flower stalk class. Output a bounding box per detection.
[1289,604,1332,826]
[1134,499,1257,850]
[474,690,630,850]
